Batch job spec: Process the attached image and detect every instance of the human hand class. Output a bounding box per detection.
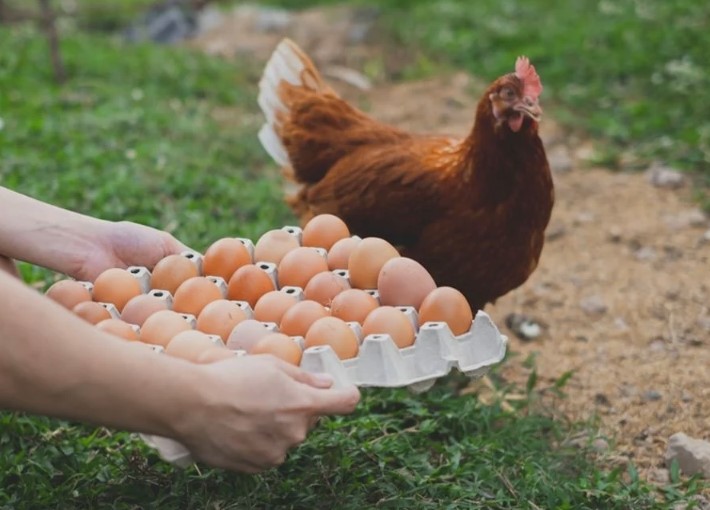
[73,220,192,282]
[173,354,361,473]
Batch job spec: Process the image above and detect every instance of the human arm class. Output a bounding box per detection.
[0,269,360,472]
[0,187,190,281]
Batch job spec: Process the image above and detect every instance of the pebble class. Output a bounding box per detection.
[504,313,542,341]
[634,246,657,261]
[547,145,574,173]
[580,295,608,316]
[664,208,708,230]
[591,438,609,452]
[700,229,710,245]
[607,225,623,243]
[648,467,670,484]
[665,432,710,478]
[643,390,663,402]
[646,163,685,189]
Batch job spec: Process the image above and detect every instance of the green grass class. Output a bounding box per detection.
[0,11,706,510]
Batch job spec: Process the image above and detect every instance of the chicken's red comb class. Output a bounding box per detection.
[515,56,543,99]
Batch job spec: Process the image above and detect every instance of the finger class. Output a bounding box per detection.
[276,359,335,389]
[306,384,361,416]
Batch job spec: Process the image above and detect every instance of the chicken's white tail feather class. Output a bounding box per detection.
[257,38,319,168]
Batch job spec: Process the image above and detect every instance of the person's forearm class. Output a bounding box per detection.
[0,187,108,277]
[0,269,198,437]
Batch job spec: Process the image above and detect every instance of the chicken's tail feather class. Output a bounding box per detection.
[257,38,332,168]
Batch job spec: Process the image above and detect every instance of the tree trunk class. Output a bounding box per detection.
[38,0,66,84]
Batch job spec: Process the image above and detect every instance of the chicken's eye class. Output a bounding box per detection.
[500,87,516,100]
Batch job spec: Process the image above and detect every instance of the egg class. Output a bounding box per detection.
[72,301,112,325]
[165,330,222,362]
[362,306,416,348]
[45,279,93,310]
[279,299,329,337]
[250,333,303,365]
[150,254,199,294]
[304,316,359,359]
[139,309,193,347]
[253,229,300,264]
[195,346,238,364]
[303,271,351,306]
[120,293,171,326]
[418,286,473,336]
[253,289,299,324]
[347,237,400,289]
[92,268,143,313]
[227,263,276,308]
[172,276,223,317]
[226,318,275,351]
[327,236,361,270]
[377,257,437,309]
[95,318,140,341]
[196,299,248,342]
[302,213,350,251]
[277,247,329,289]
[329,288,379,324]
[202,237,252,282]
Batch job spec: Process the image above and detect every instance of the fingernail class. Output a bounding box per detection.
[312,372,334,386]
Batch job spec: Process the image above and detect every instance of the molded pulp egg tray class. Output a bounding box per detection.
[99,226,508,468]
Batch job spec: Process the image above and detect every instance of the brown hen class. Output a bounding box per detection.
[257,38,554,312]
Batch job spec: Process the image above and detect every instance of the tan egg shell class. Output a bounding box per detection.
[96,318,140,341]
[329,288,379,324]
[195,346,238,364]
[120,293,171,326]
[227,263,276,308]
[165,330,221,362]
[277,246,329,289]
[303,271,351,306]
[301,213,350,251]
[254,229,300,265]
[327,236,361,270]
[362,305,416,349]
[347,237,400,290]
[377,257,437,309]
[253,290,299,324]
[202,237,252,282]
[172,276,223,317]
[72,301,112,325]
[46,279,93,310]
[196,299,248,342]
[150,254,199,295]
[304,316,359,360]
[418,286,473,336]
[279,299,329,337]
[226,318,275,352]
[139,309,193,347]
[91,268,142,313]
[250,332,303,366]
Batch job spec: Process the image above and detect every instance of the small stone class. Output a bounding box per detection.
[254,7,292,32]
[643,390,663,401]
[634,246,657,261]
[591,438,609,452]
[698,317,710,332]
[545,223,566,241]
[682,391,694,403]
[665,432,710,478]
[614,317,629,331]
[548,145,574,173]
[595,393,611,406]
[580,295,608,316]
[648,467,670,484]
[504,313,542,341]
[664,208,708,230]
[574,212,595,225]
[646,163,685,189]
[701,229,710,245]
[648,339,666,352]
[607,226,623,243]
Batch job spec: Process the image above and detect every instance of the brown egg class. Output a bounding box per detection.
[303,271,351,307]
[120,293,171,326]
[172,276,223,317]
[196,299,248,341]
[92,268,143,313]
[150,254,199,294]
[279,299,329,337]
[226,318,275,351]
[327,236,361,270]
[278,247,329,289]
[227,263,276,308]
[377,257,437,309]
[202,237,252,282]
[348,237,400,289]
[330,288,379,324]
[250,333,303,365]
[139,309,193,347]
[165,329,222,362]
[195,346,238,364]
[46,279,93,310]
[305,316,359,360]
[72,301,112,325]
[254,229,300,264]
[96,318,140,341]
[302,213,350,251]
[362,306,416,348]
[418,286,473,336]
[253,290,299,324]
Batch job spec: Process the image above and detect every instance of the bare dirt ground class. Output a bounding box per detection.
[189,4,710,484]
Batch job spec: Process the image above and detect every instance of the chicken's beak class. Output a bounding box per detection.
[514,97,542,122]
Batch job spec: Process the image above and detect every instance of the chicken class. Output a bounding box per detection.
[256,38,554,312]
